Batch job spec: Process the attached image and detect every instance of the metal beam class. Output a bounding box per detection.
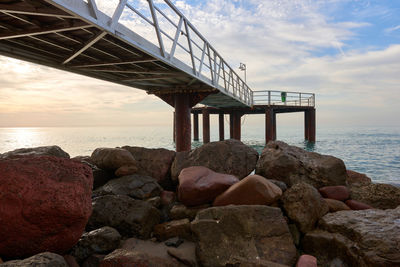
[0,3,76,18]
[71,57,157,68]
[122,74,187,81]
[86,69,181,75]
[0,22,91,40]
[63,31,107,64]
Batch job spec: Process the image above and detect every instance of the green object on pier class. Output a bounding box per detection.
[281,92,287,102]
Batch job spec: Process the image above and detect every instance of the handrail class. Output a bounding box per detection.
[253,90,315,107]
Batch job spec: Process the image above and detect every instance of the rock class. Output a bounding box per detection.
[191,205,297,267]
[0,156,93,259]
[255,141,347,188]
[91,148,137,171]
[164,237,184,248]
[171,139,258,181]
[63,255,79,267]
[167,241,198,266]
[161,191,176,207]
[325,198,351,212]
[213,174,282,206]
[288,224,301,247]
[345,199,373,210]
[100,238,186,266]
[147,196,161,208]
[233,259,290,267]
[71,227,121,262]
[349,183,400,209]
[153,219,192,241]
[269,179,288,192]
[73,156,115,189]
[178,166,239,206]
[282,183,329,233]
[93,174,162,200]
[346,170,372,186]
[115,165,138,177]
[0,252,68,267]
[303,207,400,267]
[169,203,210,221]
[1,145,70,159]
[122,146,176,186]
[87,195,160,239]
[296,255,317,267]
[319,186,350,201]
[0,257,2,263]
[82,254,105,267]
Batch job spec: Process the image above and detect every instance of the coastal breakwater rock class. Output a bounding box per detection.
[122,146,176,186]
[0,156,93,259]
[303,207,400,267]
[91,148,138,174]
[0,145,70,159]
[178,166,239,206]
[191,205,297,267]
[0,252,68,267]
[256,141,347,188]
[349,183,400,209]
[171,139,258,181]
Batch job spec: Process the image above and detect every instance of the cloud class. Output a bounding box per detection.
[385,25,400,33]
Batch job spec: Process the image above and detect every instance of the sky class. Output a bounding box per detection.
[0,0,399,128]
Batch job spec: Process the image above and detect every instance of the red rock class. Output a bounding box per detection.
[160,191,176,206]
[213,175,282,206]
[63,255,80,267]
[346,170,372,186]
[115,164,138,177]
[319,186,350,201]
[153,219,191,241]
[296,255,317,267]
[178,166,239,206]
[345,200,373,210]
[324,198,351,212]
[0,156,93,259]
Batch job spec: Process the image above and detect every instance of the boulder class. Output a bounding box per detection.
[0,156,93,259]
[345,200,373,210]
[318,186,350,201]
[178,166,239,206]
[1,145,70,159]
[324,198,351,212]
[153,219,192,241]
[169,203,210,221]
[346,170,372,186]
[122,146,176,186]
[191,205,297,267]
[269,179,288,192]
[87,195,160,239]
[115,165,138,177]
[296,255,317,267]
[71,227,121,262]
[147,196,161,208]
[167,241,198,266]
[349,183,400,209]
[213,174,282,206]
[91,148,137,171]
[0,252,68,267]
[160,191,176,207]
[93,174,162,200]
[72,156,115,189]
[303,207,400,267]
[282,183,329,233]
[171,139,258,181]
[255,141,347,188]
[100,238,186,267]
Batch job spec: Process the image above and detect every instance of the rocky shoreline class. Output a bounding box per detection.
[0,140,399,266]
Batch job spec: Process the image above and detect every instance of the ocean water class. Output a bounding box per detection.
[0,125,399,185]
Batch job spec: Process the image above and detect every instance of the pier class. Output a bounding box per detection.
[0,0,315,152]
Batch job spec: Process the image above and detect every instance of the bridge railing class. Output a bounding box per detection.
[80,0,253,106]
[253,90,315,107]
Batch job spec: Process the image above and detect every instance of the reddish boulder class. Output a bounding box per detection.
[346,170,372,186]
[213,175,282,206]
[319,186,350,201]
[178,166,239,206]
[296,255,317,267]
[91,148,137,171]
[345,200,373,210]
[324,198,351,212]
[0,156,93,259]
[115,165,138,177]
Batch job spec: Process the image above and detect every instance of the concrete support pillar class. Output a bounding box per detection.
[202,108,210,144]
[219,113,225,141]
[265,108,274,143]
[229,113,234,139]
[173,111,176,143]
[193,113,199,141]
[273,112,277,141]
[305,108,316,142]
[232,112,242,140]
[174,94,191,152]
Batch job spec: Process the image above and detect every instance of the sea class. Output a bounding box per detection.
[1,125,399,186]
